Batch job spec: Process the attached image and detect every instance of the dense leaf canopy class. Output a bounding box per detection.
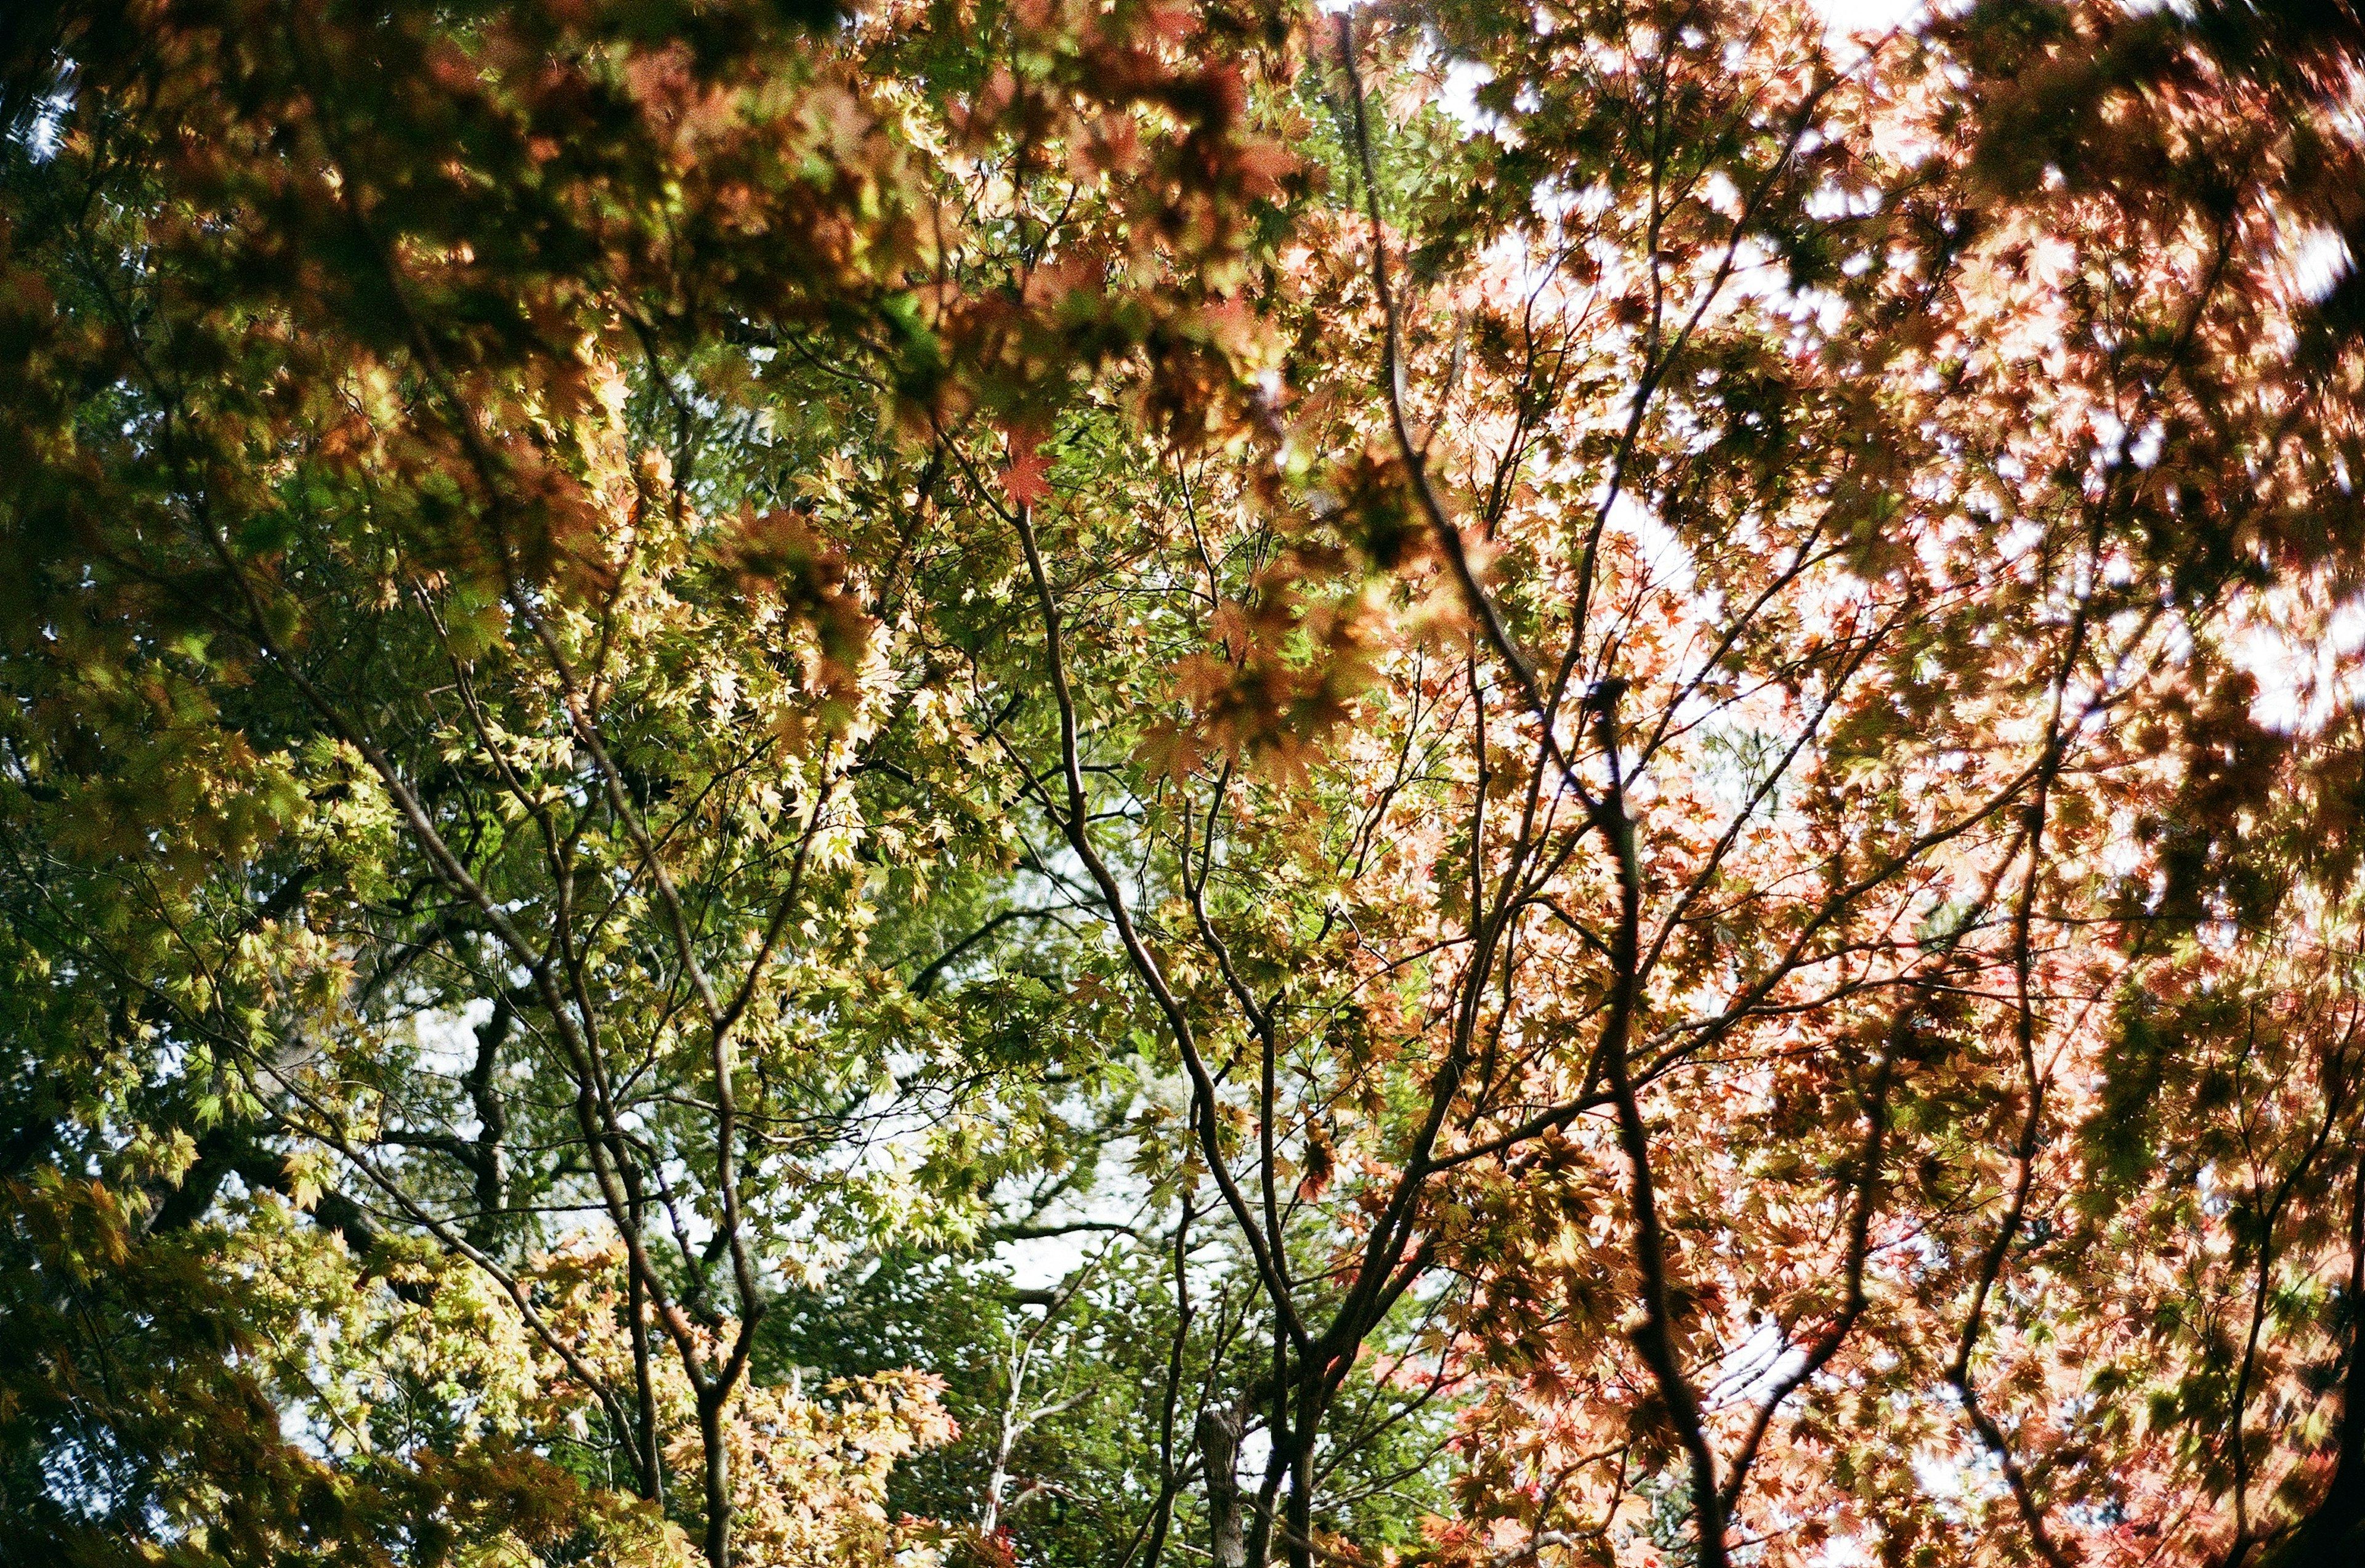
[2,1,2363,1566]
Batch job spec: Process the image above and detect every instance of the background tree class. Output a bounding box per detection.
[2,1,2363,1567]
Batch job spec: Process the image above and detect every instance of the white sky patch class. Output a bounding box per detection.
[2290,225,2356,304]
[412,999,494,1103]
[2233,592,2365,734]
[1705,1320,1803,1410]
[1439,57,1500,135]
[1805,180,1883,221]
[1995,515,2045,564]
[2090,408,2127,466]
[1606,489,1697,596]
[2128,419,2165,468]
[1700,168,1744,219]
[1814,0,1929,67]
[999,1228,1104,1293]
[12,81,73,162]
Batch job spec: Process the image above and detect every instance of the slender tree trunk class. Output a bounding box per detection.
[1199,1402,1247,1568]
[1137,1198,1197,1568]
[980,1328,1029,1538]
[1593,708,1726,1568]
[1285,1396,1318,1568]
[1247,1332,1288,1568]
[628,1256,664,1504]
[699,1388,733,1568]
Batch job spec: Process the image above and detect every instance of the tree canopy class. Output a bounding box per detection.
[2,1,2364,1566]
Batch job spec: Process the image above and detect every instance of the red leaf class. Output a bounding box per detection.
[998,438,1051,507]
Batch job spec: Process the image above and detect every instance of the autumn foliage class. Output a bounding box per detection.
[1,0,2363,1566]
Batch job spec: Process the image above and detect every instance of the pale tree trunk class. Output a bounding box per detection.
[1199,1402,1248,1568]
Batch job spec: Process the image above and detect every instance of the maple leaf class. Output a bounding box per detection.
[997,436,1053,507]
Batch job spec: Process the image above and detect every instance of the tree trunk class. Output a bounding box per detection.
[1285,1409,1317,1568]
[1199,1402,1247,1568]
[628,1260,665,1505]
[699,1388,733,1568]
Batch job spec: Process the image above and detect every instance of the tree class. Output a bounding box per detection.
[2,0,2362,1566]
